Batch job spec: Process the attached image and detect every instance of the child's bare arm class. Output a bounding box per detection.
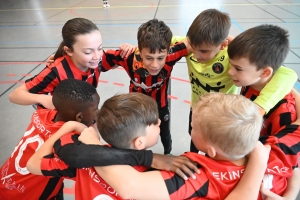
[9,84,55,109]
[78,127,102,145]
[225,142,271,200]
[26,121,87,175]
[95,165,170,199]
[281,168,300,199]
[260,168,300,200]
[78,128,200,180]
[95,143,270,200]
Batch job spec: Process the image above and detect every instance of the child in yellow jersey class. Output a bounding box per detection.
[171,9,297,152]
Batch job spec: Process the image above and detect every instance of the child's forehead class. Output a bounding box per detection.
[88,93,100,106]
[140,47,168,56]
[193,42,220,50]
[229,57,258,68]
[74,30,102,46]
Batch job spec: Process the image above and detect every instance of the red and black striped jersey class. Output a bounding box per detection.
[160,124,300,200]
[0,109,65,200]
[25,55,101,94]
[41,140,148,200]
[241,86,296,136]
[102,42,188,108]
[259,124,300,168]
[52,133,153,168]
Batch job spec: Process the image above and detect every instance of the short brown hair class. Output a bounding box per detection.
[137,19,172,53]
[193,93,262,160]
[187,9,231,47]
[228,24,289,71]
[97,93,159,149]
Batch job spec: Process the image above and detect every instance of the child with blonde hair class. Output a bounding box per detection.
[79,93,300,199]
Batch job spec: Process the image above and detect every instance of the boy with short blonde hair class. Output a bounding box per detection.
[67,93,299,199]
[28,93,287,200]
[193,93,262,160]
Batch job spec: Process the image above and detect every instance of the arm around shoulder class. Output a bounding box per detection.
[254,66,297,114]
[171,36,186,45]
[9,84,54,109]
[27,121,87,175]
[225,142,270,200]
[95,165,170,199]
[182,38,192,54]
[9,84,36,105]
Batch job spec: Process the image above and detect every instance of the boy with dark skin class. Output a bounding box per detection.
[1,79,194,199]
[28,93,275,200]
[0,79,100,199]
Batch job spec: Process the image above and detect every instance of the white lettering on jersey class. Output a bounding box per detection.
[93,194,114,200]
[261,174,274,199]
[84,168,118,196]
[132,79,164,90]
[0,111,55,194]
[213,165,289,182]
[267,166,289,174]
[212,169,245,181]
[1,161,26,193]
[32,112,52,135]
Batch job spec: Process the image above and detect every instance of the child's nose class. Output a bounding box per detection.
[228,67,234,76]
[151,60,159,68]
[93,51,102,60]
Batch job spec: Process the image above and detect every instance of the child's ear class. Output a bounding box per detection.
[220,40,229,50]
[133,136,146,150]
[207,146,217,158]
[75,112,83,122]
[64,46,73,57]
[260,67,273,78]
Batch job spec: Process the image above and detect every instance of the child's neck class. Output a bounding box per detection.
[53,114,67,123]
[250,75,273,91]
[230,157,247,166]
[213,153,247,166]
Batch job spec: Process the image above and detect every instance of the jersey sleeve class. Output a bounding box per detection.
[40,153,76,178]
[25,65,60,94]
[259,124,300,168]
[171,36,186,45]
[254,66,297,113]
[166,42,188,65]
[101,50,130,72]
[53,133,153,168]
[161,168,209,199]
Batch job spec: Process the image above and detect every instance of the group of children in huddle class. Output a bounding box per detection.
[0,7,299,200]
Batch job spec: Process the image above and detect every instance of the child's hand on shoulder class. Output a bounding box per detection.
[182,38,192,54]
[46,54,55,64]
[151,154,200,180]
[78,127,103,145]
[119,43,136,58]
